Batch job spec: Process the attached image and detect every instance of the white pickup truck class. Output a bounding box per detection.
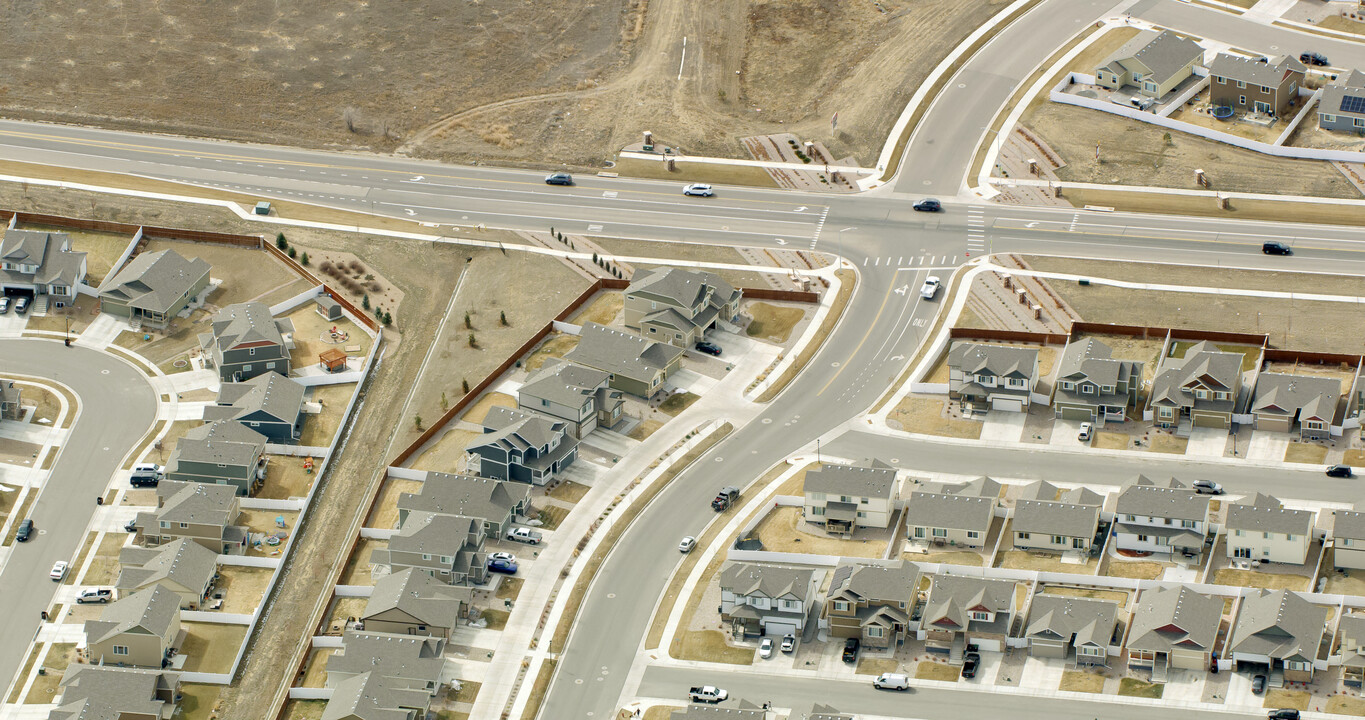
[689,686,728,704]
[505,527,543,545]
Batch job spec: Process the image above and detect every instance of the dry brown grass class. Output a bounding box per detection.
[1212,568,1309,592]
[299,382,359,448]
[1059,670,1106,693]
[909,550,985,567]
[751,506,888,557]
[746,303,806,343]
[524,335,581,372]
[546,481,590,504]
[410,428,480,473]
[915,660,960,682]
[1327,696,1365,717]
[1149,434,1188,454]
[888,397,982,439]
[339,538,387,586]
[570,292,624,327]
[1039,586,1129,606]
[1317,15,1365,35]
[628,419,664,441]
[23,643,76,704]
[299,648,337,688]
[80,532,129,586]
[1103,560,1165,580]
[178,622,249,673]
[365,477,423,529]
[214,566,274,614]
[1118,678,1164,698]
[461,392,518,425]
[1264,689,1310,710]
[1285,443,1328,464]
[659,392,700,417]
[997,550,1097,574]
[674,630,755,665]
[1095,432,1131,450]
[258,455,321,501]
[857,658,900,676]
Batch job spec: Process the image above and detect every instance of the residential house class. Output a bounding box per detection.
[322,630,445,720]
[202,371,305,444]
[1052,337,1143,424]
[905,477,999,549]
[923,574,1017,655]
[802,459,900,532]
[1094,29,1204,99]
[1209,53,1306,117]
[516,360,624,437]
[1340,614,1365,687]
[823,561,919,649]
[1011,481,1104,554]
[369,511,488,586]
[1335,504,1365,570]
[1024,594,1119,664]
[199,301,295,383]
[1251,372,1341,440]
[1126,586,1224,676]
[1112,476,1211,556]
[1226,493,1315,565]
[396,471,532,537]
[361,568,474,640]
[116,538,219,611]
[132,481,248,556]
[0,379,21,420]
[83,584,184,668]
[565,321,684,398]
[718,562,819,638]
[321,672,431,720]
[623,267,743,347]
[50,665,180,720]
[1228,589,1326,681]
[1150,341,1245,430]
[1320,70,1365,133]
[98,249,210,328]
[947,342,1039,413]
[165,420,268,496]
[0,229,86,307]
[466,406,578,486]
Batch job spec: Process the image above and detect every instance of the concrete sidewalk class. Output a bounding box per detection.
[73,314,122,350]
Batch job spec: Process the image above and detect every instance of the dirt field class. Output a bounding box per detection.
[1024,256,1365,299]
[746,302,806,343]
[1022,103,1359,198]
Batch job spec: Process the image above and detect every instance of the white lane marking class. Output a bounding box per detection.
[603,191,618,199]
[588,224,603,232]
[371,201,819,239]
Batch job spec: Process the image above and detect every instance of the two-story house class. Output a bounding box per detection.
[1094,29,1205,100]
[623,267,743,348]
[905,477,999,549]
[1334,504,1365,570]
[98,248,210,328]
[1208,53,1306,118]
[802,459,899,533]
[1126,585,1224,678]
[132,480,248,555]
[1251,372,1341,440]
[1011,481,1104,554]
[0,229,86,308]
[718,562,819,638]
[51,665,180,720]
[83,583,184,668]
[1340,614,1365,687]
[165,420,268,496]
[516,360,623,438]
[323,629,446,720]
[947,342,1039,413]
[396,471,532,537]
[116,538,219,610]
[202,371,305,444]
[466,407,578,486]
[1052,338,1143,424]
[1226,493,1315,565]
[369,511,488,586]
[1228,589,1326,682]
[1150,341,1245,431]
[198,301,294,383]
[923,574,1017,656]
[1320,70,1365,134]
[1024,594,1119,664]
[823,561,920,649]
[1112,475,1210,556]
[565,322,684,398]
[361,568,473,640]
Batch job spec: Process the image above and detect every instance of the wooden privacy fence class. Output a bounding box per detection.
[1,209,263,247]
[949,327,1068,345]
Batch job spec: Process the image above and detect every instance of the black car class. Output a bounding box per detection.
[1262,241,1292,255]
[1328,464,1354,478]
[1300,51,1329,67]
[545,172,574,186]
[695,341,722,357]
[842,638,860,663]
[961,652,980,679]
[1269,710,1300,720]
[1252,674,1267,695]
[15,519,33,542]
[913,198,942,212]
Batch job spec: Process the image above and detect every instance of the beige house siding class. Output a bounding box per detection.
[1013,532,1089,553]
[909,525,987,548]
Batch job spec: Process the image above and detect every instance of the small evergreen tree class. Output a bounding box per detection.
[500,311,508,326]
[384,311,392,326]
[300,252,309,266]
[275,232,287,249]
[464,311,472,329]
[468,333,476,348]
[362,294,370,310]
[414,414,422,430]
[287,247,297,259]
[462,378,470,393]
[441,392,448,411]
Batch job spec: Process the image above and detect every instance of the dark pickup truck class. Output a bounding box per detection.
[712,486,740,511]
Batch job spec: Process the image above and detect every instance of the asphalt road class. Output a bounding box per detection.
[0,339,157,694]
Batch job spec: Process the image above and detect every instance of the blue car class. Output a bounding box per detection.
[488,557,519,575]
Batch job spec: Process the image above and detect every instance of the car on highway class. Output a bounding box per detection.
[1262,241,1292,256]
[873,672,911,691]
[15,297,30,315]
[1192,479,1224,495]
[682,183,714,197]
[961,652,981,679]
[913,198,942,212]
[15,518,34,542]
[0,297,10,315]
[1077,422,1093,442]
[919,276,941,300]
[487,557,518,574]
[780,634,796,653]
[545,172,574,186]
[1252,674,1267,694]
[77,588,113,604]
[759,637,774,659]
[1269,710,1300,720]
[488,551,516,564]
[679,536,696,553]
[1328,464,1354,478]
[842,637,860,663]
[1300,51,1329,67]
[50,560,69,581]
[695,341,722,356]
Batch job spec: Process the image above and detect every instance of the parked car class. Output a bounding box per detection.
[1262,241,1292,256]
[679,536,696,553]
[1077,422,1093,442]
[1252,674,1267,695]
[488,551,516,564]
[913,198,942,212]
[50,560,69,581]
[759,638,774,659]
[0,297,10,314]
[689,686,728,704]
[842,637,860,663]
[694,341,722,357]
[123,520,139,533]
[487,557,518,574]
[130,462,164,487]
[1269,710,1300,720]
[780,634,795,654]
[873,672,911,691]
[15,518,34,542]
[15,297,29,315]
[1328,464,1354,478]
[1300,51,1329,67]
[505,527,543,545]
[1192,479,1224,495]
[961,652,981,679]
[76,588,113,604]
[682,183,714,197]
[544,172,574,186]
[919,276,941,300]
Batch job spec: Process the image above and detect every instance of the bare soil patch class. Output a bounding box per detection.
[570,292,624,327]
[746,302,806,343]
[751,506,887,557]
[339,538,387,586]
[285,306,370,373]
[1060,670,1106,694]
[1212,568,1309,591]
[300,383,358,448]
[915,660,959,682]
[907,550,984,567]
[214,566,274,615]
[0,438,41,466]
[258,455,319,501]
[1264,689,1310,711]
[887,397,982,439]
[996,550,1097,574]
[366,477,424,531]
[1103,560,1166,580]
[1038,586,1128,606]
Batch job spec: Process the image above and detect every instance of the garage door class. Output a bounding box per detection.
[972,638,1003,653]
[991,397,1023,412]
[763,620,798,638]
[1193,412,1228,429]
[1059,406,1093,421]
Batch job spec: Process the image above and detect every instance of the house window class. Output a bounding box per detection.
[1145,82,1156,92]
[1060,381,1075,391]
[840,496,853,503]
[1216,76,1225,84]
[243,364,252,372]
[914,527,925,538]
[967,531,980,539]
[932,528,947,538]
[1285,661,1311,671]
[860,497,869,505]
[868,627,884,638]
[112,645,129,656]
[1181,520,1196,529]
[179,522,188,529]
[266,362,275,369]
[1235,529,1244,537]
[1052,535,1065,545]
[1306,420,1324,430]
[1236,80,1245,89]
[421,554,432,561]
[1260,85,1270,94]
[1008,378,1025,388]
[1264,532,1271,540]
[1345,538,1354,548]
[976,374,994,384]
[1286,534,1295,542]
[1357,118,1365,129]
[832,601,849,612]
[812,506,825,517]
[1214,392,1229,401]
[971,612,991,621]
[1073,537,1086,549]
[1018,532,1030,540]
[1324,114,1337,122]
[1101,385,1115,393]
[1077,645,1103,657]
[1125,515,1136,522]
[1239,95,1247,105]
[1195,389,1208,399]
[249,348,256,356]
[440,555,452,564]
[1137,535,1148,543]
[856,511,866,519]
[160,521,170,529]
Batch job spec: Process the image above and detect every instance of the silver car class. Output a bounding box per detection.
[679,536,697,553]
[682,183,714,197]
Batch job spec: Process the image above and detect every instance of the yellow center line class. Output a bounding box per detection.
[816,279,900,397]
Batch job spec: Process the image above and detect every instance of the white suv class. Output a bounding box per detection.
[920,276,941,300]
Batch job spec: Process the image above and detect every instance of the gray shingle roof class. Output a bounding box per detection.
[826,560,919,604]
[208,301,287,351]
[1013,498,1101,538]
[322,670,433,720]
[948,342,1038,379]
[388,511,483,558]
[518,361,613,408]
[52,665,178,720]
[1098,30,1204,85]
[84,583,180,646]
[1127,586,1222,655]
[478,406,570,450]
[804,461,897,501]
[566,322,684,386]
[98,249,210,315]
[363,568,472,629]
[1336,509,1365,542]
[116,538,218,596]
[1229,589,1326,662]
[1054,338,1140,405]
[1339,614,1365,668]
[1323,69,1365,119]
[1227,493,1314,535]
[327,629,445,684]
[719,562,814,602]
[629,267,740,314]
[1209,53,1305,87]
[150,481,239,526]
[204,371,305,427]
[0,229,87,287]
[1150,341,1244,411]
[1252,373,1340,422]
[398,472,531,526]
[171,420,267,468]
[904,491,995,534]
[1026,594,1119,648]
[924,575,1015,630]
[1115,476,1209,522]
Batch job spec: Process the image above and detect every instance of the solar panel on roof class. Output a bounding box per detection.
[1341,94,1365,115]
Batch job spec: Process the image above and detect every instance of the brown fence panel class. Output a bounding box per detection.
[554,280,607,323]
[264,242,325,286]
[1072,321,1267,347]
[739,287,820,303]
[1262,349,1363,367]
[950,327,1069,345]
[1071,322,1167,340]
[5,210,143,235]
[140,226,262,247]
[1168,328,1268,346]
[322,285,380,333]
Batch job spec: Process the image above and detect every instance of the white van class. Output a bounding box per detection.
[873,672,911,691]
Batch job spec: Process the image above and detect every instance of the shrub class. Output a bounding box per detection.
[468,333,476,348]
[362,294,369,310]
[462,378,470,393]
[383,311,392,326]
[464,311,472,329]
[301,252,309,266]
[500,311,508,326]
[275,233,288,249]
[349,260,365,273]
[319,260,334,273]
[287,247,297,259]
